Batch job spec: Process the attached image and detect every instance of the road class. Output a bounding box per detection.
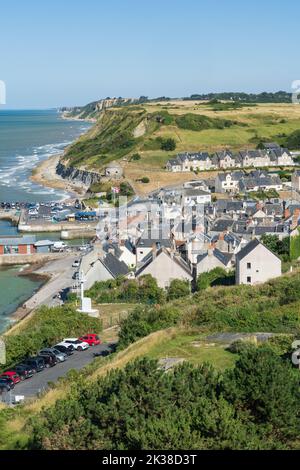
[25,253,81,309]
[8,343,114,400]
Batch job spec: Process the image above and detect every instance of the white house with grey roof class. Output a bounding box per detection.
[196,248,233,276]
[166,152,216,172]
[235,238,282,286]
[166,144,294,173]
[135,247,193,289]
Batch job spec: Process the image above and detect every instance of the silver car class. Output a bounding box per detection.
[39,348,67,362]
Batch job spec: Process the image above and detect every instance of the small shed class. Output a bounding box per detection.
[34,240,55,253]
[105,161,123,179]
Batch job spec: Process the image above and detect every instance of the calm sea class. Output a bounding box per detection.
[0,109,91,203]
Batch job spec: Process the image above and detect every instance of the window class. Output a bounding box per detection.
[247,262,251,269]
[247,276,251,284]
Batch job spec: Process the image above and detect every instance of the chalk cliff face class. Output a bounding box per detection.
[60,97,136,121]
[56,162,101,186]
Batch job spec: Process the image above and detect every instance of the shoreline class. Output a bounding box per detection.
[31,154,88,201]
[30,114,95,201]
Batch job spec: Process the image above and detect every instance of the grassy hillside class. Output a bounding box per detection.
[60,99,300,194]
[1,271,300,449]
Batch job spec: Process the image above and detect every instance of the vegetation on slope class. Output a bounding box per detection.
[62,105,245,170]
[118,272,300,349]
[29,349,300,450]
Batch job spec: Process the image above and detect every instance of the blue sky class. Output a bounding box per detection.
[1,0,300,108]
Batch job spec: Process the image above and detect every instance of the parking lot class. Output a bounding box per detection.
[1,343,115,402]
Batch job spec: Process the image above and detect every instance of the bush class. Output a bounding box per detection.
[130,153,141,161]
[141,177,150,184]
[175,113,235,131]
[87,275,165,305]
[118,305,181,349]
[160,138,176,151]
[196,268,235,291]
[167,279,190,300]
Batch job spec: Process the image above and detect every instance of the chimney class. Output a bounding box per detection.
[292,208,300,230]
[284,208,291,219]
[208,247,214,256]
[152,243,157,259]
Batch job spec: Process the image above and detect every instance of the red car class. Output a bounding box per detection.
[0,371,21,385]
[79,334,101,346]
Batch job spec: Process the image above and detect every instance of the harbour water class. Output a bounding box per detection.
[0,109,92,331]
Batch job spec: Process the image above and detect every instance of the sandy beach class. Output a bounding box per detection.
[31,154,87,200]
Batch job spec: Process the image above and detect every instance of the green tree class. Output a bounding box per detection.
[222,346,300,440]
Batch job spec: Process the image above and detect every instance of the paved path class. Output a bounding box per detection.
[25,254,80,309]
[6,343,113,400]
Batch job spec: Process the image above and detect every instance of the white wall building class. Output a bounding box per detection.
[235,238,282,285]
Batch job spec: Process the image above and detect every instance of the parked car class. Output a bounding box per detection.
[14,364,34,380]
[0,377,15,389]
[54,344,74,356]
[37,353,57,368]
[39,348,67,363]
[72,271,79,280]
[0,371,21,385]
[79,334,101,347]
[24,357,45,372]
[72,260,80,268]
[62,338,89,351]
[93,350,110,358]
[0,379,12,392]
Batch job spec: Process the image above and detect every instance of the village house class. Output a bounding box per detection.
[196,247,234,276]
[215,172,243,193]
[166,152,216,172]
[238,172,283,193]
[135,246,193,289]
[212,150,242,169]
[81,249,131,290]
[136,237,173,264]
[235,238,282,285]
[181,188,212,206]
[167,143,294,173]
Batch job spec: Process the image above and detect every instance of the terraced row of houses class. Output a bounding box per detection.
[166,142,294,172]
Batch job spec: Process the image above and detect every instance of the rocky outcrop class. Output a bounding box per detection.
[56,162,102,186]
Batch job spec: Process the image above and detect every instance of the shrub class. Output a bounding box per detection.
[160,138,176,151]
[141,177,150,184]
[167,279,190,300]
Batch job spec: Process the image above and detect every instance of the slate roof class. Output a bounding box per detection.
[136,237,172,249]
[236,238,281,262]
[136,247,192,278]
[197,248,233,266]
[211,219,234,232]
[101,253,129,278]
[0,236,36,246]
